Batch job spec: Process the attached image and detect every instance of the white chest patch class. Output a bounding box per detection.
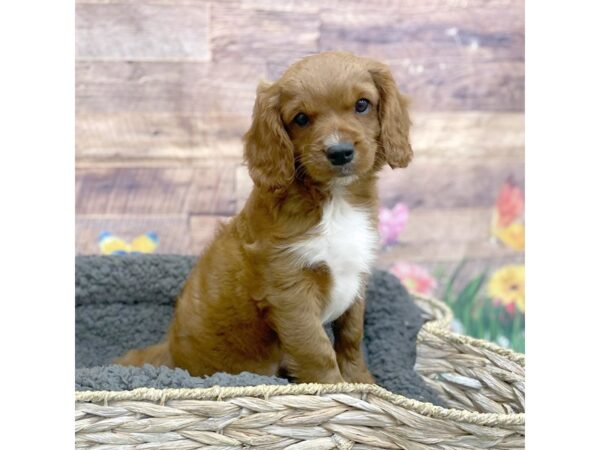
[288,191,378,323]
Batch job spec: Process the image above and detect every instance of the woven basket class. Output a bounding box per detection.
[75,294,525,449]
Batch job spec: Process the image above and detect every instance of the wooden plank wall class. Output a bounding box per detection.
[75,0,525,280]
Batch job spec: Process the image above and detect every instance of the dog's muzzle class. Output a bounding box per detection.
[326,143,354,166]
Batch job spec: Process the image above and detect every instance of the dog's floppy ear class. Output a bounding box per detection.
[369,62,413,168]
[243,80,295,192]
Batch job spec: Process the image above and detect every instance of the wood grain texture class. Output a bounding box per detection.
[399,207,493,243]
[376,159,524,209]
[235,157,523,211]
[210,3,320,66]
[76,112,247,161]
[76,165,236,215]
[319,2,524,62]
[76,3,210,60]
[76,111,523,162]
[317,2,524,111]
[74,0,525,264]
[75,58,523,160]
[76,61,263,114]
[76,0,515,8]
[77,1,213,3]
[410,112,524,160]
[389,60,524,111]
[377,238,518,264]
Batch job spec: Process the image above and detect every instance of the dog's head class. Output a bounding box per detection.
[244,52,413,191]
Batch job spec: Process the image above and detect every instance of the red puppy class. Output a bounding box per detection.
[116,51,413,384]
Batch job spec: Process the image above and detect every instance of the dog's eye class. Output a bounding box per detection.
[293,112,310,128]
[355,98,370,114]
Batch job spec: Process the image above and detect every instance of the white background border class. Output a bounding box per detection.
[1,1,74,447]
[1,0,600,446]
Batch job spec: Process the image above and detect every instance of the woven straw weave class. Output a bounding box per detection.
[75,295,525,449]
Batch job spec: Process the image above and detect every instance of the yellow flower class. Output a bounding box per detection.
[99,232,159,255]
[99,234,130,255]
[487,265,525,313]
[492,221,525,251]
[130,233,159,254]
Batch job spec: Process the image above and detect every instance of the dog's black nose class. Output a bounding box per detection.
[326,143,354,166]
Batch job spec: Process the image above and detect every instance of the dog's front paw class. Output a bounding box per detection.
[321,372,346,384]
[340,358,376,384]
[340,365,376,384]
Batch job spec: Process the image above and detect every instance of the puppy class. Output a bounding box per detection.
[116,51,412,384]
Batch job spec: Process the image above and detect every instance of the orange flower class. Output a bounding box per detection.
[492,179,525,251]
[495,180,524,228]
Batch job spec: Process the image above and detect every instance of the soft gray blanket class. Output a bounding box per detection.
[75,255,441,405]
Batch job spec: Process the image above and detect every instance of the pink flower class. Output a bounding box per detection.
[505,303,516,315]
[492,297,517,317]
[379,203,409,246]
[389,262,438,296]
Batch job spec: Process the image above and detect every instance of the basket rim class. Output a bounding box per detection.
[412,293,525,365]
[411,292,454,329]
[76,294,524,428]
[76,382,523,427]
[422,321,525,364]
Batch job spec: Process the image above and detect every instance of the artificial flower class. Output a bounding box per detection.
[379,203,409,246]
[491,179,525,251]
[389,262,438,296]
[99,232,159,255]
[487,265,525,313]
[494,180,524,228]
[493,222,525,251]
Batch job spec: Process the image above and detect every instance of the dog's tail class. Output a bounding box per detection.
[114,341,173,367]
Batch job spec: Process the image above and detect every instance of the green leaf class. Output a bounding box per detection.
[512,313,525,342]
[489,301,499,340]
[443,260,466,304]
[509,321,525,352]
[455,273,486,312]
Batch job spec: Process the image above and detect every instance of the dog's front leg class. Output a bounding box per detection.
[332,297,375,384]
[269,298,344,384]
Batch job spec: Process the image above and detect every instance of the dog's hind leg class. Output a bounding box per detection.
[113,341,173,368]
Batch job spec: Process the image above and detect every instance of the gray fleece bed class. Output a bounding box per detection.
[75,255,442,406]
